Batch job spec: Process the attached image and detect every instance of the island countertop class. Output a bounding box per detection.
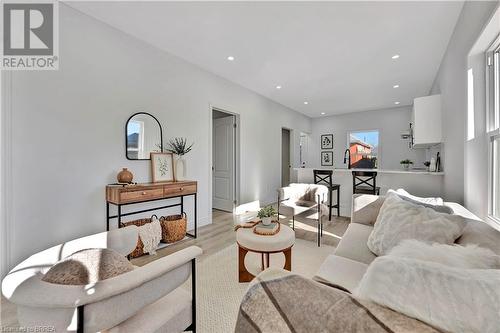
[293,167,444,176]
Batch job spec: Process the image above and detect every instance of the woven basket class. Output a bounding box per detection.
[120,216,157,258]
[160,213,187,243]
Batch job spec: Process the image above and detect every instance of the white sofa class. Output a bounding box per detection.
[315,194,500,292]
[2,226,202,333]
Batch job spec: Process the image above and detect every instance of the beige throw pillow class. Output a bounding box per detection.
[367,194,466,256]
[42,248,134,285]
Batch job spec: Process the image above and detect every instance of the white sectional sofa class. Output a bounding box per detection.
[315,194,500,292]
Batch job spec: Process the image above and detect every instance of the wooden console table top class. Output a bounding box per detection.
[106,180,197,205]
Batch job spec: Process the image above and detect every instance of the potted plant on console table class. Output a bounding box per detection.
[167,137,194,181]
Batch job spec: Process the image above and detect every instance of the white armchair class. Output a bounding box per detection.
[2,226,202,333]
[277,183,329,246]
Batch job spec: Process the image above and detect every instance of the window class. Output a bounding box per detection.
[492,137,500,220]
[488,36,500,223]
[348,130,379,169]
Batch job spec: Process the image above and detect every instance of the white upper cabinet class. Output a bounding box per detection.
[412,94,442,148]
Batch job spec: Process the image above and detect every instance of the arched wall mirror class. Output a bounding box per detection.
[126,112,163,160]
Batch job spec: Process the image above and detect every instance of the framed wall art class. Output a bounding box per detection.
[151,152,174,182]
[321,134,333,149]
[321,151,333,166]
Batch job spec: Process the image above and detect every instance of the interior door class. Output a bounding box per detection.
[282,128,291,186]
[213,116,235,212]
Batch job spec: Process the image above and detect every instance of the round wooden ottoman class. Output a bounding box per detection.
[236,224,295,282]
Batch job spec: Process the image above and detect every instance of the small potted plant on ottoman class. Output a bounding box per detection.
[257,206,277,226]
[400,159,413,170]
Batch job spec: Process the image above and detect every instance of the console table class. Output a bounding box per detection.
[105,180,197,239]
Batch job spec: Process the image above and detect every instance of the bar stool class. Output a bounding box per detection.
[352,170,380,195]
[313,169,340,220]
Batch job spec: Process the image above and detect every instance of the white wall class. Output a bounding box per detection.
[430,1,498,205]
[309,106,425,170]
[2,4,311,270]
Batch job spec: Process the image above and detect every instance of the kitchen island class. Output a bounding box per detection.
[293,167,444,217]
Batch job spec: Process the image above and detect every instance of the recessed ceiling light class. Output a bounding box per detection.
[304,101,309,105]
[392,54,400,59]
[394,101,401,105]
[321,112,325,115]
[276,85,282,89]
[227,56,235,61]
[393,84,400,88]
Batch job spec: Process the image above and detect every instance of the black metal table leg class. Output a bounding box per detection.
[328,189,333,221]
[117,204,122,229]
[106,202,110,231]
[194,193,197,238]
[337,187,340,216]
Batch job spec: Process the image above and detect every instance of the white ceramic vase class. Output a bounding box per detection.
[262,217,272,226]
[175,155,187,181]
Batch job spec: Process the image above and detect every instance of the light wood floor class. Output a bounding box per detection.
[1,209,350,328]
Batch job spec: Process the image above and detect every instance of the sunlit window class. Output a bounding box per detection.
[348,130,379,169]
[467,68,475,141]
[488,40,500,223]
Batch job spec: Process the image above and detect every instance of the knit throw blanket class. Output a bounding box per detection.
[138,220,162,254]
[235,269,441,333]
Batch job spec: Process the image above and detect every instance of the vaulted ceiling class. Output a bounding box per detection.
[68,1,464,117]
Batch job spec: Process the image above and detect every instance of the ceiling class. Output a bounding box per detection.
[68,1,464,117]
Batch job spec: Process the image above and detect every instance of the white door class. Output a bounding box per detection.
[213,116,235,212]
[282,128,291,187]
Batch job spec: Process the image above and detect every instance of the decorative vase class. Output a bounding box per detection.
[117,168,133,183]
[175,155,187,181]
[262,217,272,226]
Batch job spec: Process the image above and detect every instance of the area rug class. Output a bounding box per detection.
[190,239,336,333]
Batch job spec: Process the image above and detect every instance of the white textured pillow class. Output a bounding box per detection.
[387,189,453,214]
[355,256,500,333]
[367,194,466,255]
[395,188,443,205]
[389,239,500,269]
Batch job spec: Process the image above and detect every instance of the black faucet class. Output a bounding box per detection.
[343,148,351,169]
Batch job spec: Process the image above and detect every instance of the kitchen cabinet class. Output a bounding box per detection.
[411,94,442,148]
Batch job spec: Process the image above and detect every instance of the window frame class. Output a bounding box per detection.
[346,129,381,169]
[487,34,500,225]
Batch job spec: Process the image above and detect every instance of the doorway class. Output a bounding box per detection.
[282,128,291,187]
[212,109,238,212]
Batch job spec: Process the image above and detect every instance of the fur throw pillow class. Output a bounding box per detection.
[367,193,466,255]
[389,239,500,269]
[355,256,500,333]
[42,248,134,285]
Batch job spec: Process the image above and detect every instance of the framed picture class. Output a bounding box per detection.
[151,152,175,182]
[321,151,333,166]
[321,134,333,149]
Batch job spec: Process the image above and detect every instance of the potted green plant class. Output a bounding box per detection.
[400,159,413,170]
[167,137,194,181]
[257,206,277,226]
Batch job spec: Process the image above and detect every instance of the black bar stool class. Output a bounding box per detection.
[352,171,380,195]
[313,169,340,220]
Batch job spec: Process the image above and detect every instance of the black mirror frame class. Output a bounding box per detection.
[125,112,163,160]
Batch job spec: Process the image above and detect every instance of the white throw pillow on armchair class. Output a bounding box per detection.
[367,193,466,256]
